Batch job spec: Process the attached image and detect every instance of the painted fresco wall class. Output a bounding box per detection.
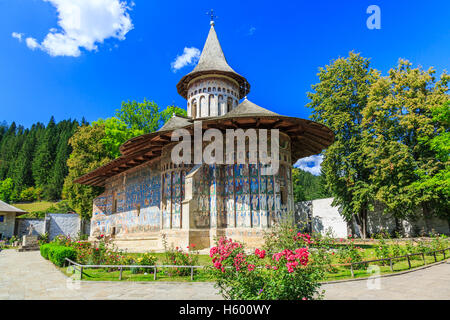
[161,168,186,229]
[91,162,161,237]
[90,132,295,248]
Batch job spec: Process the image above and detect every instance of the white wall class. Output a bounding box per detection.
[296,197,450,237]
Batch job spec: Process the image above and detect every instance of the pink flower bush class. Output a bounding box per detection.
[272,248,309,273]
[255,248,266,259]
[294,233,312,244]
[209,236,320,300]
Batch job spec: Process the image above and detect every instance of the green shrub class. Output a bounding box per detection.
[40,243,57,260]
[48,246,76,267]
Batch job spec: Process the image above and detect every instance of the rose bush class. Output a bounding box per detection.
[209,237,323,300]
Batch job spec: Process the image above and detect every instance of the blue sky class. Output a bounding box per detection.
[1,0,448,174]
[1,0,449,129]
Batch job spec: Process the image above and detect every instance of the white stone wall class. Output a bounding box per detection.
[296,197,450,237]
[17,218,47,237]
[0,212,16,239]
[187,77,239,118]
[295,198,348,238]
[47,213,81,240]
[15,213,86,240]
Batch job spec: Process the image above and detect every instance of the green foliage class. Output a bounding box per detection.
[19,187,38,202]
[363,60,449,219]
[0,178,15,202]
[116,99,186,134]
[63,102,186,219]
[292,168,330,202]
[40,243,57,260]
[48,245,77,267]
[162,234,199,276]
[38,232,50,245]
[62,123,112,219]
[336,238,364,268]
[0,118,78,203]
[93,117,144,158]
[307,52,380,237]
[210,236,323,300]
[410,101,450,206]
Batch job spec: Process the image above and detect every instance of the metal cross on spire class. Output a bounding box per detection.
[206,9,217,26]
[242,82,249,100]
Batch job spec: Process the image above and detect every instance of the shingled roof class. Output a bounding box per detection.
[158,115,192,132]
[176,24,250,100]
[224,98,279,117]
[0,200,27,215]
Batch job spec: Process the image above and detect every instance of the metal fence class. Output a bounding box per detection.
[65,247,450,281]
[339,247,450,277]
[65,258,206,281]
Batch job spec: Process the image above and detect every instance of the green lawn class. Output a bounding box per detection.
[13,201,57,214]
[125,252,212,266]
[61,249,448,283]
[323,251,447,281]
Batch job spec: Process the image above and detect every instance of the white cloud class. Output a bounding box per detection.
[12,0,133,57]
[12,32,24,42]
[171,47,201,72]
[26,37,40,50]
[247,26,256,36]
[294,155,324,176]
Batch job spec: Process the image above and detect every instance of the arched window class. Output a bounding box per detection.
[208,94,215,116]
[200,96,207,117]
[191,98,197,119]
[218,95,224,115]
[227,97,233,113]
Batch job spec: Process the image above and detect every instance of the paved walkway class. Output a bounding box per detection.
[0,250,221,300]
[322,260,450,300]
[0,250,449,300]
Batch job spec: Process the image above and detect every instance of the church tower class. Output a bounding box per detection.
[176,18,250,119]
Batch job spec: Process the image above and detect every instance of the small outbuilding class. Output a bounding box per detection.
[0,200,27,239]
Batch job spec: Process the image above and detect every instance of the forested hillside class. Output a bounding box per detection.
[292,168,330,202]
[0,117,81,203]
[0,99,187,219]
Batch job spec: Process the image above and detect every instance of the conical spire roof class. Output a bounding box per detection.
[191,25,236,74]
[176,24,250,99]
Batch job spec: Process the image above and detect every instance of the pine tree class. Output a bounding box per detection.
[32,117,57,190]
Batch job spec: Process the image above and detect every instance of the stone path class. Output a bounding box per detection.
[322,260,450,300]
[0,250,221,300]
[0,249,449,300]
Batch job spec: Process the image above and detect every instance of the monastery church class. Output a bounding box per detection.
[75,19,334,251]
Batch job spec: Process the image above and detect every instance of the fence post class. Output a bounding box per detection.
[422,253,426,265]
[80,266,83,280]
[350,264,354,278]
[443,249,446,260]
[191,267,194,281]
[407,255,411,269]
[389,259,393,272]
[433,251,437,262]
[154,267,157,280]
[119,267,123,280]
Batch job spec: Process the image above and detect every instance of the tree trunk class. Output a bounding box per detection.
[361,208,367,239]
[422,202,432,236]
[353,208,367,239]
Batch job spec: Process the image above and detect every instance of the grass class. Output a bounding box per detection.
[60,249,448,283]
[62,265,215,282]
[125,252,212,266]
[13,201,57,215]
